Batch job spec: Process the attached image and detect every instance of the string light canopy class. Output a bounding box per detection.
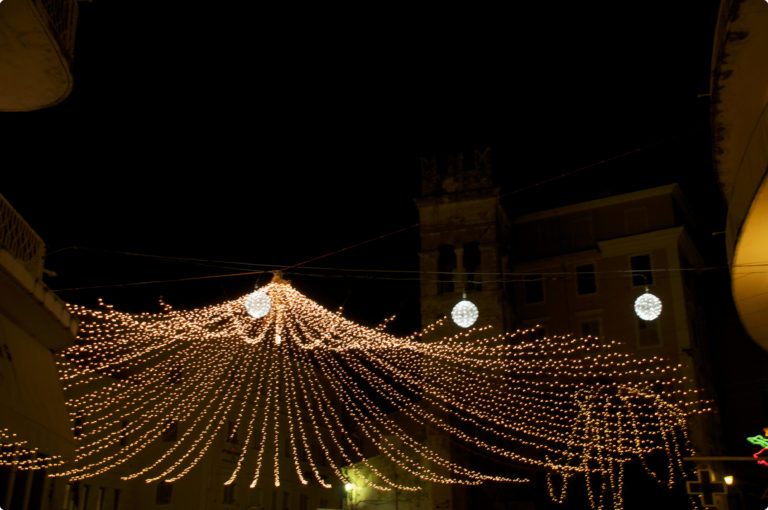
[29,275,707,510]
[634,288,662,321]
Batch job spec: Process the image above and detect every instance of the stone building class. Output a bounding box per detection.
[412,150,724,509]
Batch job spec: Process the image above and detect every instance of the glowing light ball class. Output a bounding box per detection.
[634,292,662,321]
[451,299,479,328]
[245,290,271,318]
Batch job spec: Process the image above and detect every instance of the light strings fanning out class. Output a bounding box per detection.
[0,427,63,471]
[43,276,706,509]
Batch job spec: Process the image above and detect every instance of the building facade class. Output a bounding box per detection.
[0,193,78,510]
[711,0,768,352]
[412,152,724,509]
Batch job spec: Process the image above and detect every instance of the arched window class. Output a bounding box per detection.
[437,244,456,293]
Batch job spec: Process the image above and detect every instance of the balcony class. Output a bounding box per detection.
[0,0,79,111]
[711,0,768,351]
[0,193,77,349]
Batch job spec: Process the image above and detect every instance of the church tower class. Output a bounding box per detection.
[415,147,509,333]
[414,148,511,510]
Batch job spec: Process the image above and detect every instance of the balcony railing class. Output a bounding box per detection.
[33,0,78,61]
[0,194,45,278]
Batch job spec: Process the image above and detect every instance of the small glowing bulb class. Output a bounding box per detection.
[275,334,282,345]
[451,298,479,328]
[345,483,355,491]
[634,291,662,321]
[245,290,271,318]
[724,475,734,485]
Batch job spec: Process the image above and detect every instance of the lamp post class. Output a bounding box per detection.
[344,483,355,510]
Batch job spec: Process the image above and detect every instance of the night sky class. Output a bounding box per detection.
[2,2,724,333]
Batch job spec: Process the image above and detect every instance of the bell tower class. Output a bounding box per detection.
[414,148,512,510]
[415,148,510,332]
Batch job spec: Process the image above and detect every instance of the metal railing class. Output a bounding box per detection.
[0,194,45,278]
[33,0,79,61]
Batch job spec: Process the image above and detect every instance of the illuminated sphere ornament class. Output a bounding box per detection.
[634,291,662,321]
[451,298,479,328]
[245,289,271,318]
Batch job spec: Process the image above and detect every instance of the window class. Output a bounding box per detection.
[227,421,239,444]
[112,488,120,510]
[156,482,172,505]
[11,470,30,510]
[631,254,652,286]
[74,410,84,438]
[524,275,544,304]
[161,421,178,442]
[83,485,90,510]
[315,445,327,466]
[526,324,548,341]
[168,364,182,385]
[637,317,661,348]
[223,484,236,505]
[575,264,596,295]
[249,488,262,507]
[298,444,307,461]
[463,241,482,291]
[437,244,456,293]
[95,487,105,510]
[580,319,601,338]
[63,483,79,510]
[28,467,47,510]
[299,494,309,510]
[119,421,129,447]
[0,457,11,505]
[282,491,290,510]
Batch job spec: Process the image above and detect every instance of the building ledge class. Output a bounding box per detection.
[0,248,77,350]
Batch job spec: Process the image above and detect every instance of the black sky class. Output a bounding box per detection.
[1,2,724,330]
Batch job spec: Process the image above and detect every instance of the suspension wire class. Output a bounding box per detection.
[50,139,712,293]
[50,246,764,279]
[53,256,764,292]
[497,141,665,200]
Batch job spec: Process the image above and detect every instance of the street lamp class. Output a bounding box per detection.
[344,483,356,510]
